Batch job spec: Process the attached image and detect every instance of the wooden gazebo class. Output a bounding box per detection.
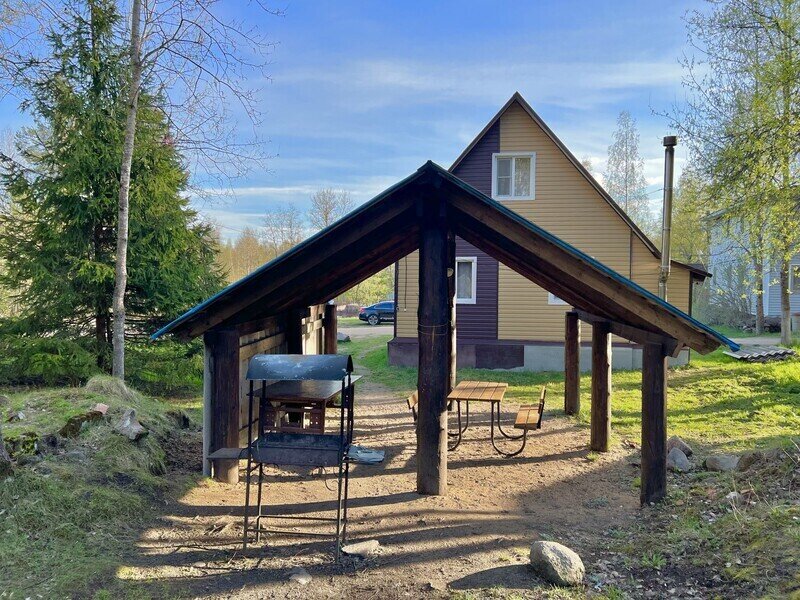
[152,161,737,505]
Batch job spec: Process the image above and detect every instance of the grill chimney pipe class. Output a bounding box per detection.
[659,136,677,301]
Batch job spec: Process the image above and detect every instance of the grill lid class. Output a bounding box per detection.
[246,354,354,381]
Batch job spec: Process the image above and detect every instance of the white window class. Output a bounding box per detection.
[455,257,477,304]
[492,152,536,200]
[548,292,569,306]
[790,264,800,293]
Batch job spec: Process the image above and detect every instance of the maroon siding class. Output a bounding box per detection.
[452,122,499,340]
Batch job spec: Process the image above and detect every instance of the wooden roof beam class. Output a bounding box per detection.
[574,311,683,357]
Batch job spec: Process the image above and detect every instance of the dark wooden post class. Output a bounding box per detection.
[590,321,612,452]
[286,308,304,354]
[204,328,240,484]
[417,205,450,495]
[324,303,338,354]
[641,341,668,504]
[564,311,581,415]
[447,230,457,393]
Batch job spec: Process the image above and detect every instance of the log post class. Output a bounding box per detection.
[641,341,668,504]
[204,328,240,484]
[286,308,304,354]
[590,321,612,452]
[324,303,338,354]
[447,230,457,393]
[417,203,450,495]
[564,311,580,415]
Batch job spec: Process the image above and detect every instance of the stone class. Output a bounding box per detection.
[341,539,381,557]
[16,454,42,467]
[287,566,312,585]
[529,541,585,587]
[704,454,740,472]
[337,332,351,343]
[725,491,745,505]
[59,408,105,438]
[113,409,148,441]
[737,451,763,471]
[667,447,692,472]
[92,403,109,415]
[667,435,693,457]
[6,411,24,422]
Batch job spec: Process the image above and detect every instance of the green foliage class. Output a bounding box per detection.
[0,0,223,368]
[0,335,100,385]
[127,339,204,396]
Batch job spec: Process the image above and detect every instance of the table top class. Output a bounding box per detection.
[258,376,362,403]
[447,380,508,402]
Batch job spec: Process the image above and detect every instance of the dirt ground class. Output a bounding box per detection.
[120,376,644,599]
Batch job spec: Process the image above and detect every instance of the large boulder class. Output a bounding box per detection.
[705,454,740,472]
[667,435,693,457]
[529,541,585,587]
[667,447,692,472]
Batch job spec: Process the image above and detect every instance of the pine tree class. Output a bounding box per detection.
[0,0,222,367]
[604,111,655,236]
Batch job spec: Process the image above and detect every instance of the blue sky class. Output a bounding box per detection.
[1,0,704,240]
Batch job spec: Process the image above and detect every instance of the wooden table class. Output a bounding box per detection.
[446,380,523,455]
[257,377,361,434]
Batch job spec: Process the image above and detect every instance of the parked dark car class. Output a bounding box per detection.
[358,301,395,325]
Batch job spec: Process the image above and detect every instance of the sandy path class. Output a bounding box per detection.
[121,373,640,598]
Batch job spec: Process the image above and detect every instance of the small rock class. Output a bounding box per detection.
[725,491,745,505]
[667,447,692,472]
[16,454,42,467]
[287,566,312,585]
[667,435,693,457]
[428,581,447,591]
[7,411,25,422]
[705,454,740,472]
[529,540,585,587]
[92,403,109,415]
[341,539,381,557]
[113,409,148,441]
[737,451,763,471]
[337,332,351,343]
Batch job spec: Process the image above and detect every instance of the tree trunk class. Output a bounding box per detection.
[780,261,791,345]
[112,0,143,379]
[754,259,764,335]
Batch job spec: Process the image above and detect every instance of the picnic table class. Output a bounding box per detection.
[258,376,362,434]
[446,380,525,456]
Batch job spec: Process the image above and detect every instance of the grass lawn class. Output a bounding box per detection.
[0,377,201,598]
[710,324,782,340]
[345,334,800,452]
[338,316,368,327]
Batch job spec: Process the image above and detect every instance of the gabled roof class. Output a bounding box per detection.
[450,92,710,280]
[153,162,736,355]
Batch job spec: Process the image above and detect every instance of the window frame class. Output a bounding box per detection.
[790,264,800,294]
[491,152,536,201]
[455,256,478,305]
[548,292,569,306]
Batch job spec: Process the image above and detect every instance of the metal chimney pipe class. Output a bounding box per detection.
[658,135,677,301]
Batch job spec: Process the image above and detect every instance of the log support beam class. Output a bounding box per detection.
[564,311,580,415]
[204,328,240,484]
[641,341,668,505]
[324,303,338,354]
[590,321,612,452]
[416,202,451,495]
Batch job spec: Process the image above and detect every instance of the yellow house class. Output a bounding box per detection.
[388,93,709,371]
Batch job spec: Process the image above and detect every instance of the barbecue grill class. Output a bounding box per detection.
[242,354,359,558]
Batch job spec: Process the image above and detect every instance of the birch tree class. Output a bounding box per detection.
[604,111,655,236]
[308,188,354,231]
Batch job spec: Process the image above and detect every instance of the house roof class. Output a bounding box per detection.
[450,92,711,280]
[152,161,736,355]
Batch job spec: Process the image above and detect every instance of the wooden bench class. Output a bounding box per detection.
[406,390,419,422]
[514,386,546,431]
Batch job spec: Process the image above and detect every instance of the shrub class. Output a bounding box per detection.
[0,336,99,386]
[126,339,203,396]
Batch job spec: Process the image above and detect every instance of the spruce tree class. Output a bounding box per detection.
[0,0,222,367]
